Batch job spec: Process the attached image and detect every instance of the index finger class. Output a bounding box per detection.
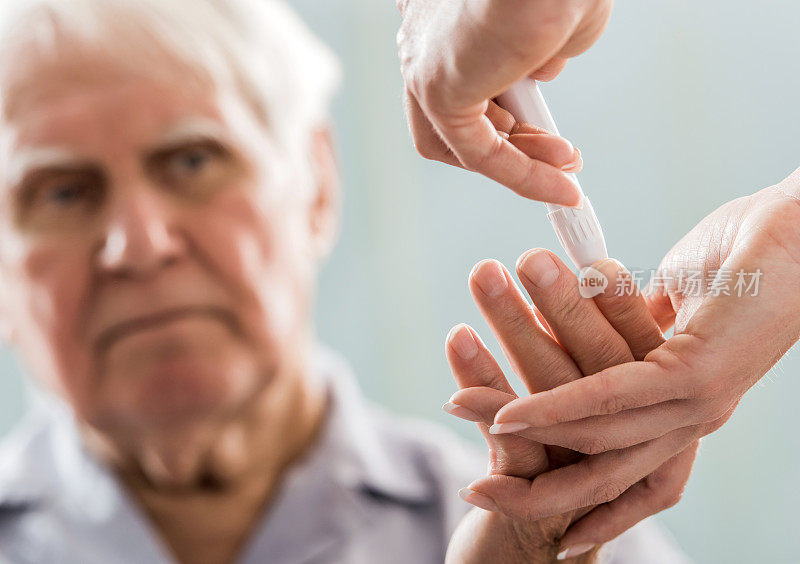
[468,426,699,522]
[434,110,581,205]
[494,360,682,428]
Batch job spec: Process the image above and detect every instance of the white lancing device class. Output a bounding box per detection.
[496,78,608,270]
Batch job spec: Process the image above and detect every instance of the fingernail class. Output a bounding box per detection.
[472,260,508,298]
[560,147,583,173]
[557,544,596,560]
[458,488,499,512]
[595,257,628,274]
[519,251,559,288]
[488,421,529,435]
[442,401,482,422]
[592,258,634,297]
[447,324,478,360]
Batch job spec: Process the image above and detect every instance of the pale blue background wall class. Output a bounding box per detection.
[2,2,799,562]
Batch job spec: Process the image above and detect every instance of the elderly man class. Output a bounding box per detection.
[0,1,687,562]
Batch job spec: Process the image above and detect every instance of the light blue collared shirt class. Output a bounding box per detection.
[0,347,691,563]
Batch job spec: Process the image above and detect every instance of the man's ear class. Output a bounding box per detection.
[308,126,340,261]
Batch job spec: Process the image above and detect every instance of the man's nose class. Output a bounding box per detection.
[97,188,186,279]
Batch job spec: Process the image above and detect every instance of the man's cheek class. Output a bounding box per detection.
[8,281,90,410]
[35,284,90,378]
[7,244,90,380]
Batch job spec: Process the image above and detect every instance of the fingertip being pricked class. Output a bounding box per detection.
[591,258,635,300]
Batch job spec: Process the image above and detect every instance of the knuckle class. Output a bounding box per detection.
[413,137,440,160]
[395,33,415,78]
[702,407,734,433]
[584,337,629,374]
[547,292,584,322]
[591,480,626,504]
[645,469,687,511]
[660,488,684,510]
[597,393,626,416]
[598,288,639,316]
[520,501,546,523]
[498,303,536,340]
[575,435,611,455]
[412,73,452,116]
[462,135,503,173]
[402,67,428,102]
[518,156,553,195]
[593,373,627,414]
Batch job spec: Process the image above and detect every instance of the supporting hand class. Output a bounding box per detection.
[446,252,698,561]
[487,169,800,549]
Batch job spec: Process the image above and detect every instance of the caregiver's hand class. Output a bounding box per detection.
[396,0,610,204]
[489,169,800,546]
[444,253,698,561]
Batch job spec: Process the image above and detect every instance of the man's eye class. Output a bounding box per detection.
[32,175,101,210]
[14,171,104,231]
[170,147,214,176]
[153,142,236,201]
[46,183,90,205]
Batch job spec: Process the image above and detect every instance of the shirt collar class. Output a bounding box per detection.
[0,344,436,510]
[292,345,435,504]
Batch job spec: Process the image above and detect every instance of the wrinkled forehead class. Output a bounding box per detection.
[3,42,218,136]
[0,45,268,183]
[0,16,220,116]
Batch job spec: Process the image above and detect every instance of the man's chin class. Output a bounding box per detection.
[95,321,263,419]
[99,349,263,429]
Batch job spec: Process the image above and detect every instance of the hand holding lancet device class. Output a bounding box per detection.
[496,78,608,270]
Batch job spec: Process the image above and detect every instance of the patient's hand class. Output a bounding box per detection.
[445,252,698,562]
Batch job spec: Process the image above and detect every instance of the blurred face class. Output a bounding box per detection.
[0,48,336,435]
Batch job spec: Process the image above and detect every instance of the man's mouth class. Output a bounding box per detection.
[94,305,238,354]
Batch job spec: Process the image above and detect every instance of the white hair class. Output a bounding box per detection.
[0,0,341,154]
